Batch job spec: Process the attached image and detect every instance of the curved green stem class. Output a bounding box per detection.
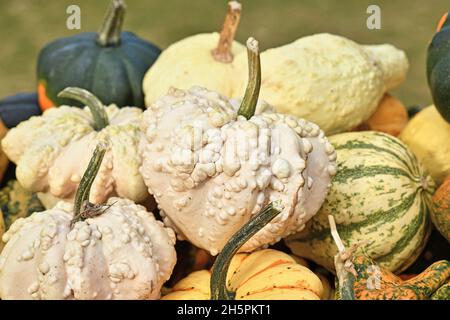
[211,1,242,63]
[237,37,261,120]
[58,87,109,131]
[210,202,282,300]
[71,142,108,227]
[97,0,126,46]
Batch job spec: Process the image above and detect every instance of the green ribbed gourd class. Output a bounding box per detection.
[286,131,435,273]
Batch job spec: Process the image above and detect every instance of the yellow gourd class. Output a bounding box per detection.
[399,105,450,184]
[142,1,245,105]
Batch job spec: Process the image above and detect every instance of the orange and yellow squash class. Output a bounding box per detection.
[163,203,324,300]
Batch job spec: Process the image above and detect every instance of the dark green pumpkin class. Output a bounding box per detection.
[37,0,160,110]
[427,12,450,123]
[0,92,41,128]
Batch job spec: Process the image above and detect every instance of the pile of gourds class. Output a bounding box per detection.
[0,0,449,300]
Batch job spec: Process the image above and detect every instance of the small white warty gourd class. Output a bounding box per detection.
[1,88,148,204]
[140,38,337,255]
[0,144,176,300]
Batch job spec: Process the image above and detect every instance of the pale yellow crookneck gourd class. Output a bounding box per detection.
[0,144,176,300]
[140,38,337,256]
[233,34,409,135]
[142,1,245,105]
[1,88,148,204]
[163,202,324,300]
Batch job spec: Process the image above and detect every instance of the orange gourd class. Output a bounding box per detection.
[355,94,408,136]
[432,176,450,242]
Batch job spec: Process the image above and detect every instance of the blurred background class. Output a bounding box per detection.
[0,0,448,108]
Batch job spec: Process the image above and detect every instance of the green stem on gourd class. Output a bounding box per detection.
[58,87,109,131]
[237,37,261,120]
[71,142,108,227]
[97,0,126,47]
[210,202,282,300]
[211,1,242,63]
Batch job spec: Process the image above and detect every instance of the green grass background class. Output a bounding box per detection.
[0,0,448,108]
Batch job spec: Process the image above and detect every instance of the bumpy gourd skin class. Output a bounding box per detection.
[0,198,176,300]
[140,86,336,255]
[1,105,148,204]
[233,33,408,135]
[162,249,323,300]
[431,280,450,300]
[142,33,245,105]
[400,106,450,185]
[336,254,450,300]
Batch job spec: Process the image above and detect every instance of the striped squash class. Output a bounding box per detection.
[162,249,324,300]
[286,131,435,273]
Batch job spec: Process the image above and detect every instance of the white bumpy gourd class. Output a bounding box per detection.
[0,199,176,300]
[1,88,148,204]
[0,145,176,300]
[140,38,337,255]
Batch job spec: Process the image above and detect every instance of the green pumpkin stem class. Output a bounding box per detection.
[71,142,108,227]
[237,37,261,120]
[210,201,282,300]
[97,0,126,47]
[58,87,109,131]
[211,1,242,63]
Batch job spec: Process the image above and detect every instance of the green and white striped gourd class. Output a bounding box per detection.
[285,131,435,273]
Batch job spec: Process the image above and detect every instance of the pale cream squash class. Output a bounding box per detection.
[142,1,245,105]
[233,33,409,135]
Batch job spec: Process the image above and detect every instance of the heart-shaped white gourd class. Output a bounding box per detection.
[140,38,337,255]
